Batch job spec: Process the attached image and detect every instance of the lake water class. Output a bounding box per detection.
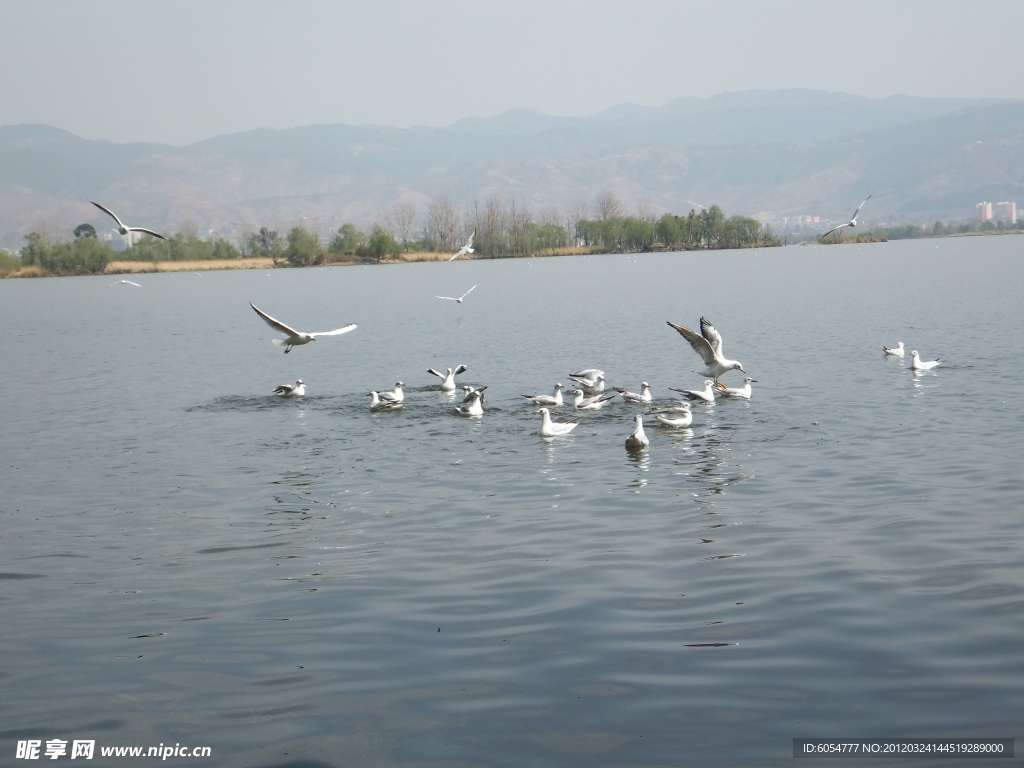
[2,236,1023,767]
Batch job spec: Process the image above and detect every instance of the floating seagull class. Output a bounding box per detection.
[449,232,475,261]
[883,342,905,357]
[614,382,652,403]
[667,317,746,383]
[568,369,606,396]
[910,350,940,371]
[369,391,403,411]
[460,384,487,405]
[434,284,477,303]
[274,379,305,398]
[819,194,872,241]
[535,407,579,437]
[90,201,166,240]
[625,414,649,451]
[377,382,405,403]
[670,380,716,404]
[523,382,564,407]
[713,377,757,399]
[454,387,485,417]
[427,364,469,391]
[649,403,693,428]
[250,303,357,353]
[109,279,141,287]
[566,389,617,411]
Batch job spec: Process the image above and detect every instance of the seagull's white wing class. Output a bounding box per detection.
[427,368,445,378]
[453,364,469,375]
[130,227,165,239]
[459,284,478,300]
[818,223,849,240]
[699,316,724,357]
[666,321,718,366]
[851,194,872,219]
[448,248,467,261]
[90,201,124,228]
[466,232,474,248]
[250,303,301,336]
[310,323,357,337]
[434,294,458,300]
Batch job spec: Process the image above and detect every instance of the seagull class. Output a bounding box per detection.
[369,391,403,410]
[649,402,693,428]
[713,377,757,399]
[670,380,716,404]
[449,232,475,261]
[427,364,469,391]
[666,317,745,383]
[523,382,564,407]
[625,414,649,451]
[568,369,606,396]
[378,382,405,403]
[109,279,141,287]
[434,284,477,303]
[460,385,487,405]
[819,194,872,241]
[883,342,905,357]
[566,389,617,411]
[90,201,166,240]
[613,382,652,404]
[274,380,305,398]
[910,351,940,371]
[250,303,357,353]
[454,387,485,417]
[535,407,579,437]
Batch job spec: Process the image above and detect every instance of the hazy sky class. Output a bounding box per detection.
[3,0,1022,146]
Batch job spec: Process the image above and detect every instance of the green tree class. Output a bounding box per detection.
[367,225,399,263]
[250,227,283,265]
[329,223,367,256]
[285,226,323,267]
[74,223,97,239]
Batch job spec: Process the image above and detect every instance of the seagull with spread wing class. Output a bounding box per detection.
[449,232,475,261]
[91,201,166,240]
[666,317,746,383]
[434,284,477,302]
[819,195,872,241]
[250,303,357,353]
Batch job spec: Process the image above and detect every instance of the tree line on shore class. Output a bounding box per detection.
[1,189,1015,277]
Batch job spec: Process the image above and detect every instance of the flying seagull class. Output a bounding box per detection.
[109,279,141,287]
[434,284,477,303]
[249,303,357,353]
[449,232,475,261]
[90,201,166,240]
[819,195,872,241]
[666,317,746,383]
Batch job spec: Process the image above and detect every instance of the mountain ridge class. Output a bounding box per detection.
[1,89,1021,249]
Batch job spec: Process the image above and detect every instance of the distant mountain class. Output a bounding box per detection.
[2,89,1022,250]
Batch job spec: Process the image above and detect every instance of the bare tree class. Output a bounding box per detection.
[594,190,623,220]
[565,200,590,245]
[423,195,461,251]
[383,201,417,251]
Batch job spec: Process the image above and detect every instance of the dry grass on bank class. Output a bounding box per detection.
[105,258,276,274]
